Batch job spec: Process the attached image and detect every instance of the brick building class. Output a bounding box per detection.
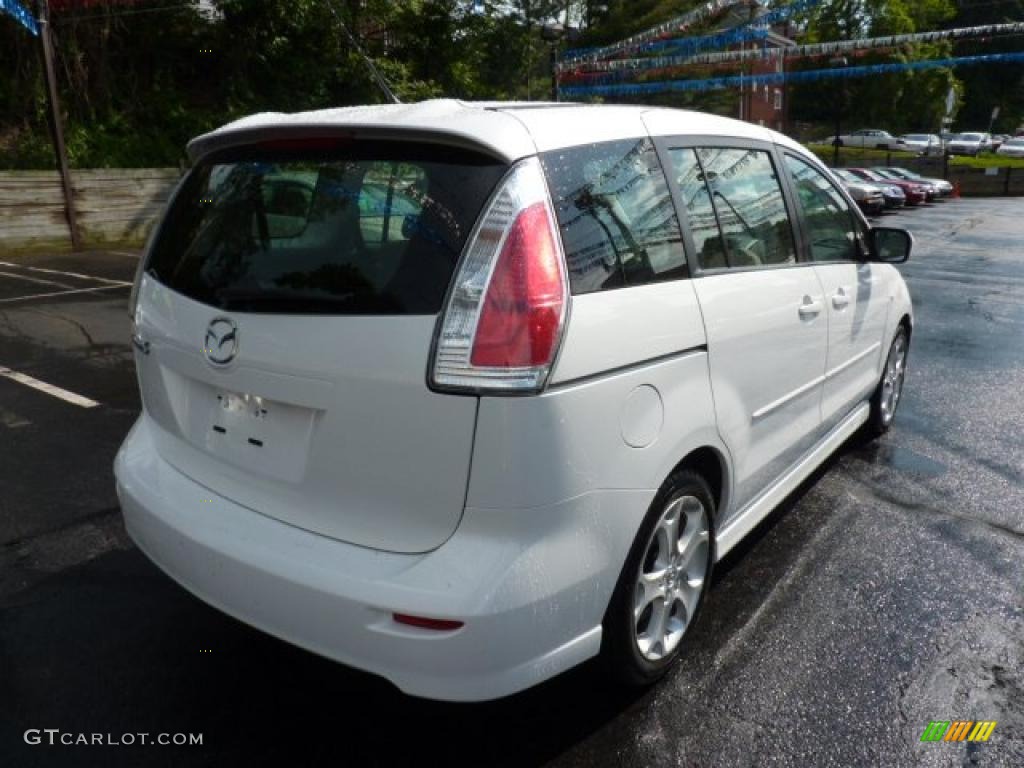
[737,29,796,133]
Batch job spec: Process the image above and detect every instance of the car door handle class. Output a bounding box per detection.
[832,288,851,310]
[798,297,823,318]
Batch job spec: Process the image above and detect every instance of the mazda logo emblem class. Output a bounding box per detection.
[204,317,239,366]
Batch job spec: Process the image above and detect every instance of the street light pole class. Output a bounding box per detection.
[550,43,559,102]
[36,0,81,250]
[541,22,565,102]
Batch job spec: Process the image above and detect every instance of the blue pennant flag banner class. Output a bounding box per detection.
[637,0,823,57]
[571,21,1024,74]
[1,0,39,36]
[562,51,1024,98]
[560,0,824,71]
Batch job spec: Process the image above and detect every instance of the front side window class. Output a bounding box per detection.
[543,138,687,294]
[695,147,797,268]
[785,155,857,263]
[147,142,506,314]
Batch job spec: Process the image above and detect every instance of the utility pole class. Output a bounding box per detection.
[36,0,81,251]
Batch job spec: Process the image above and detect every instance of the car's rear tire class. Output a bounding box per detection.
[602,469,714,687]
[868,327,909,436]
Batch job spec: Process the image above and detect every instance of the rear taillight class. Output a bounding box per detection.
[431,157,567,393]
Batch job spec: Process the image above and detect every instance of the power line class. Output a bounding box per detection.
[50,3,195,23]
[325,1,400,104]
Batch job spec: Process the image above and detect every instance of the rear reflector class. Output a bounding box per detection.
[393,613,465,631]
[431,157,567,393]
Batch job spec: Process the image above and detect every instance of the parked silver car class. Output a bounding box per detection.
[900,134,943,156]
[997,137,1024,158]
[947,132,992,156]
[830,168,886,214]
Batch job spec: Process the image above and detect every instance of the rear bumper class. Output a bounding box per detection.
[115,415,652,701]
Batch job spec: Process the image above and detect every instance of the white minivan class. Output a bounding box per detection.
[115,100,913,701]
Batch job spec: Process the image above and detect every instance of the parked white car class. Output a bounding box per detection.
[116,100,914,701]
[947,132,992,156]
[829,129,906,150]
[899,133,943,156]
[997,137,1024,158]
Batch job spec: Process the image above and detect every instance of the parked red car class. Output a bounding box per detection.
[847,168,929,205]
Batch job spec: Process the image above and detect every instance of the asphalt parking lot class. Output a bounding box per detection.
[1,199,1022,768]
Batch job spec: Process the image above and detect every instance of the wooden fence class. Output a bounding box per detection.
[0,168,180,253]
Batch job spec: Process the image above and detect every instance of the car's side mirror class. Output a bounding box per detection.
[870,227,912,263]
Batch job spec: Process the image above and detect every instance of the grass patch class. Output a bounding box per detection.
[948,154,1024,169]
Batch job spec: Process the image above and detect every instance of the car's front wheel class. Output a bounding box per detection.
[869,327,909,435]
[603,470,714,687]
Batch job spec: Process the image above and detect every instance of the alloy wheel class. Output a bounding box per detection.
[880,334,907,424]
[633,495,710,662]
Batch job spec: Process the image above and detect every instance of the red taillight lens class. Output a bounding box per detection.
[431,157,567,393]
[393,613,464,631]
[470,203,564,368]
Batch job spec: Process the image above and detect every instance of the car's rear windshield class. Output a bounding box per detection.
[957,133,984,141]
[147,140,506,314]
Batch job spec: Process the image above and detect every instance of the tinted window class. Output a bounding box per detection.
[697,148,797,268]
[668,148,728,270]
[147,143,506,314]
[785,156,857,263]
[542,138,687,294]
[357,162,425,246]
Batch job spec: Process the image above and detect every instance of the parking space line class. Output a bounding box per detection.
[0,366,100,408]
[0,271,76,290]
[0,284,130,305]
[0,261,132,287]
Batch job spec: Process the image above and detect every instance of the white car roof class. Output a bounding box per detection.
[186,98,803,163]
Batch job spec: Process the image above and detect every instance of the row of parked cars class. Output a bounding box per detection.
[830,166,954,215]
[827,129,1024,157]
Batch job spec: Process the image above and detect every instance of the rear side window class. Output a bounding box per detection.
[542,138,687,294]
[147,142,506,314]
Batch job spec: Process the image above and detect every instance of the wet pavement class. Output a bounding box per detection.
[1,200,1022,767]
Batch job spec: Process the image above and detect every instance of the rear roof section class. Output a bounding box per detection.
[187,99,801,165]
[186,99,539,164]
